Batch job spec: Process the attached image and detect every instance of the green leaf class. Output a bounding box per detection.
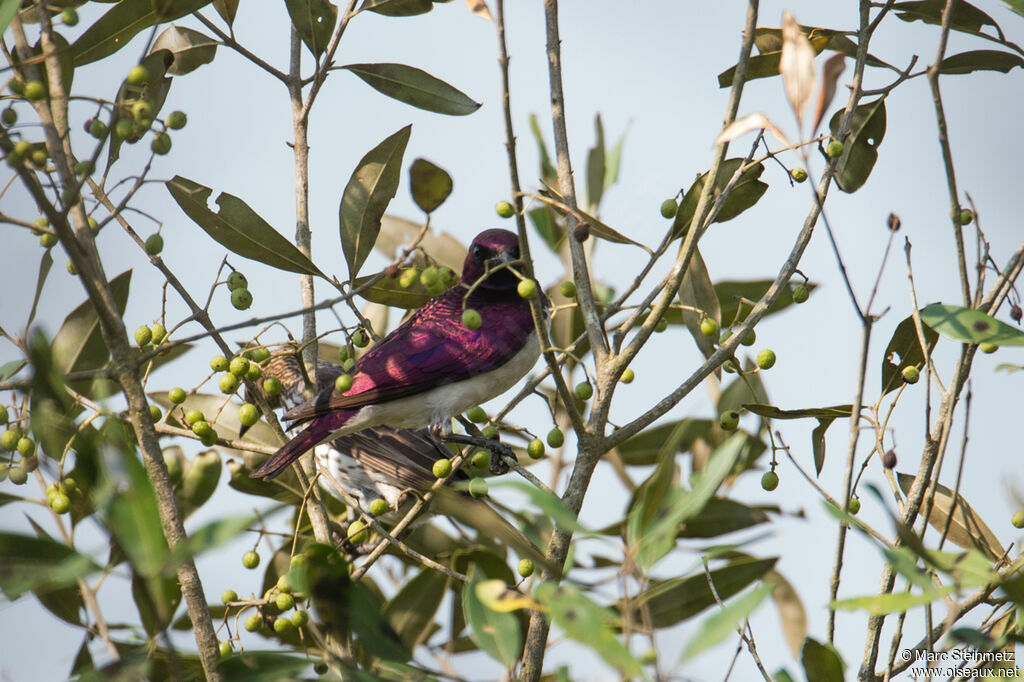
[463,565,522,667]
[682,583,773,661]
[881,314,939,396]
[212,0,239,25]
[70,0,213,66]
[166,515,254,571]
[151,391,281,447]
[896,473,1005,561]
[352,272,434,309]
[627,556,778,628]
[743,404,858,420]
[919,303,1024,346]
[408,158,453,213]
[107,49,174,168]
[604,124,628,192]
[284,0,337,59]
[351,582,411,661]
[132,572,181,637]
[615,418,714,466]
[51,270,131,375]
[478,479,585,533]
[636,435,746,569]
[0,0,19,36]
[151,25,218,76]
[680,248,721,361]
[832,586,953,616]
[586,114,606,209]
[384,568,448,649]
[528,113,558,184]
[339,126,412,280]
[217,652,323,679]
[715,279,817,326]
[534,582,644,677]
[106,450,168,578]
[342,63,480,116]
[1004,0,1024,18]
[359,0,433,16]
[166,176,324,277]
[0,532,99,600]
[26,249,53,334]
[940,49,1024,74]
[801,638,846,682]
[679,498,774,538]
[894,0,1006,40]
[829,97,886,193]
[671,159,768,238]
[811,417,835,476]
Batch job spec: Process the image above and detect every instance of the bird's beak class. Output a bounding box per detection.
[486,250,518,270]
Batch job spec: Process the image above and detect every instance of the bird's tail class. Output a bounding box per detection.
[251,416,344,480]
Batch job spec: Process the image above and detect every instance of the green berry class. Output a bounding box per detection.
[244,614,262,632]
[275,592,294,611]
[466,406,488,423]
[1,107,15,126]
[219,641,232,658]
[369,498,389,516]
[14,140,31,157]
[761,471,779,491]
[88,119,107,139]
[848,497,861,515]
[251,347,270,363]
[654,317,668,333]
[168,387,186,404]
[21,454,37,472]
[757,349,776,370]
[74,160,94,176]
[61,7,79,25]
[827,140,844,158]
[151,132,171,155]
[700,318,718,337]
[468,477,489,498]
[227,271,247,290]
[574,381,593,400]
[144,233,163,255]
[527,438,545,459]
[6,151,23,167]
[68,261,78,277]
[30,149,48,167]
[517,279,538,299]
[290,610,309,627]
[150,324,166,344]
[263,377,282,395]
[50,492,71,514]
[166,111,187,130]
[495,201,515,218]
[222,589,238,604]
[342,358,356,371]
[547,427,564,448]
[229,356,249,377]
[238,403,259,427]
[517,558,535,577]
[135,325,153,346]
[39,232,58,248]
[273,617,292,634]
[242,550,260,569]
[184,409,204,425]
[16,437,34,456]
[277,574,292,593]
[9,466,27,485]
[347,520,368,544]
[660,199,678,219]
[244,363,261,382]
[398,268,418,289]
[230,286,253,310]
[481,425,499,440]
[131,99,153,120]
[741,329,756,346]
[1012,511,1024,529]
[210,355,229,372]
[901,366,920,384]
[149,404,162,422]
[980,342,998,354]
[620,368,635,384]
[432,458,452,478]
[9,79,24,95]
[24,80,46,101]
[200,429,218,447]
[127,65,150,86]
[792,284,809,303]
[334,374,353,393]
[114,118,134,139]
[351,329,368,348]
[462,309,482,330]
[419,266,439,288]
[790,168,808,183]
[219,373,240,394]
[469,450,489,473]
[0,463,7,482]
[191,420,213,438]
[959,209,973,225]
[719,410,740,431]
[559,281,577,298]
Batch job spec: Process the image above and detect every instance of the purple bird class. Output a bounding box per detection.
[251,228,545,480]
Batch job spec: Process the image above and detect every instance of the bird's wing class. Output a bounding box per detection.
[336,428,467,489]
[283,291,534,424]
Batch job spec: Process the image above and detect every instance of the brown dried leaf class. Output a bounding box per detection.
[896,473,1005,561]
[812,53,846,134]
[466,0,492,21]
[715,112,792,149]
[766,569,807,659]
[780,11,817,128]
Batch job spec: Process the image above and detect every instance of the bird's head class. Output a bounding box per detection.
[460,228,523,291]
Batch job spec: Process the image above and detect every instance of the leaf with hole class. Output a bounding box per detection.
[339,126,412,280]
[70,0,213,65]
[342,63,480,116]
[285,0,337,59]
[829,96,886,193]
[151,25,217,75]
[880,314,939,395]
[919,303,1024,346]
[167,176,324,277]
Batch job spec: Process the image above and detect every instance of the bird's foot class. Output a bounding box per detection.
[441,433,514,475]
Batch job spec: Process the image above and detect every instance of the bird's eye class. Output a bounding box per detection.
[472,244,486,261]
